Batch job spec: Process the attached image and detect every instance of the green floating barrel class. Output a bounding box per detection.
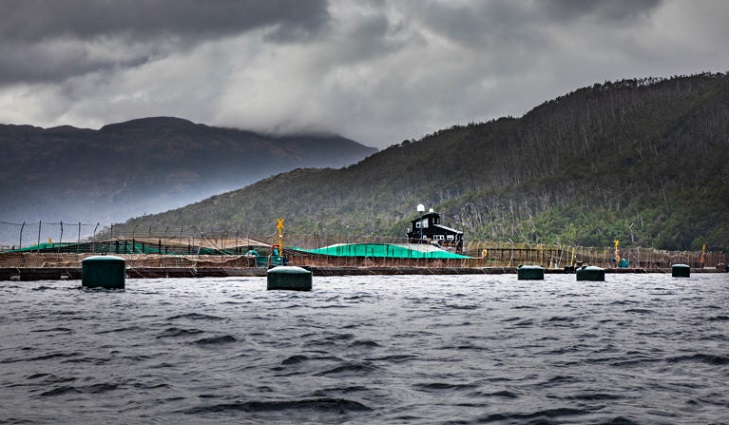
[518,265,545,280]
[576,265,605,282]
[672,264,690,278]
[82,255,126,289]
[267,266,312,291]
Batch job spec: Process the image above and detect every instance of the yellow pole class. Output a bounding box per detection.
[277,218,284,252]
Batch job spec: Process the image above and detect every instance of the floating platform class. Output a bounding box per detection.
[517,265,545,280]
[267,266,312,291]
[672,264,691,278]
[576,266,605,281]
[82,255,126,289]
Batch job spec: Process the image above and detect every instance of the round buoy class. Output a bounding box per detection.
[82,255,126,289]
[672,264,690,278]
[267,266,312,291]
[517,265,545,280]
[576,265,605,281]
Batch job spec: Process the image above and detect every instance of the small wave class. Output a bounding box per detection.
[545,316,576,322]
[444,303,480,310]
[194,335,237,345]
[1,352,82,364]
[666,353,729,365]
[596,417,642,425]
[156,327,205,338]
[367,354,417,363]
[184,398,371,414]
[61,356,112,365]
[0,417,37,424]
[563,392,624,401]
[304,332,355,347]
[40,383,120,397]
[440,343,485,351]
[624,308,655,314]
[348,340,381,348]
[311,386,369,397]
[31,286,55,291]
[6,374,76,390]
[477,407,585,423]
[511,318,536,327]
[543,316,579,327]
[512,305,539,310]
[30,327,74,333]
[94,326,144,334]
[477,390,520,399]
[344,293,377,301]
[167,312,226,321]
[610,300,639,306]
[316,362,379,377]
[708,315,729,321]
[535,375,581,388]
[413,382,478,392]
[39,386,80,397]
[281,354,309,365]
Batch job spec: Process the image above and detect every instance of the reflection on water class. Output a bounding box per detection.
[1,274,728,424]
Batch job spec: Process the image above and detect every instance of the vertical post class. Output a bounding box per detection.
[93,223,99,253]
[77,222,81,254]
[37,220,42,251]
[20,221,25,249]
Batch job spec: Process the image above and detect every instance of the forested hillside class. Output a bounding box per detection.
[125,74,729,251]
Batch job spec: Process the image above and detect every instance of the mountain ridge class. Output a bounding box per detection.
[122,73,729,251]
[0,117,377,224]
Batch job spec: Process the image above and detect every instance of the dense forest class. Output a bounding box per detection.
[125,73,729,251]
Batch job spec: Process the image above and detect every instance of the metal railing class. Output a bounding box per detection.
[1,221,724,269]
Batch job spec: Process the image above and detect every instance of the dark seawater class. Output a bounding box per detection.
[1,274,728,425]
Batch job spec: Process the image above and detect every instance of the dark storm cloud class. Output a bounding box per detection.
[415,1,545,50]
[2,0,729,148]
[0,0,328,41]
[413,0,664,51]
[0,0,329,85]
[540,0,664,22]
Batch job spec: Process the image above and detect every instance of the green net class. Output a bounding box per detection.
[291,243,470,259]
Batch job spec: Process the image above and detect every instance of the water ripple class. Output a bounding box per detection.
[0,274,727,424]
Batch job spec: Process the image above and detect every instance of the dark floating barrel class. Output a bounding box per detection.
[267,266,312,291]
[82,255,126,289]
[576,265,605,282]
[517,265,545,280]
[672,264,691,278]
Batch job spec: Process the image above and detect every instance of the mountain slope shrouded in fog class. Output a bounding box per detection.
[0,117,377,223]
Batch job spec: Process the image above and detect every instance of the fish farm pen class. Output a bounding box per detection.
[0,221,726,277]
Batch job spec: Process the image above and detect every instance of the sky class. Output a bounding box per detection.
[2,0,729,149]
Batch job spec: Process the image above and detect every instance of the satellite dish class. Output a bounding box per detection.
[429,208,434,213]
[417,204,425,213]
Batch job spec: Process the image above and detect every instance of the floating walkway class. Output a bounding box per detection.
[1,265,725,281]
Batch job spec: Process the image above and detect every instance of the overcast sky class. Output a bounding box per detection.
[1,0,728,148]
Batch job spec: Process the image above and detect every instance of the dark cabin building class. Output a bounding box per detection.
[407,210,464,253]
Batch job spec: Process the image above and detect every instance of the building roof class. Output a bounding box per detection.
[432,223,463,235]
